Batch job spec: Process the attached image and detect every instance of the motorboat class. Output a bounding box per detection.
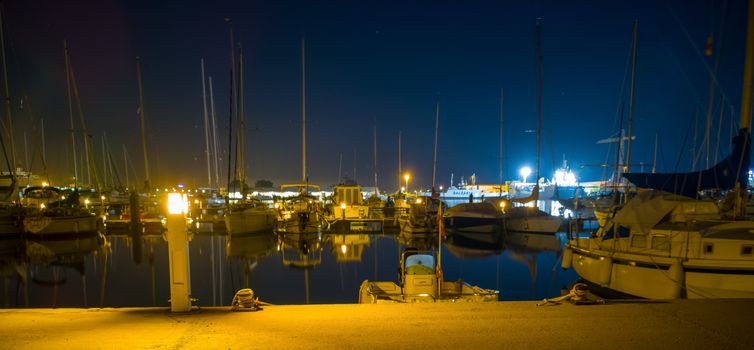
[358,247,498,303]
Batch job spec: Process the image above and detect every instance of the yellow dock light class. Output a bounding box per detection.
[341,244,347,254]
[61,196,66,200]
[84,199,90,208]
[499,201,506,208]
[40,203,45,209]
[274,202,280,209]
[167,193,189,215]
[340,202,346,209]
[404,173,410,192]
[416,198,422,204]
[42,182,48,187]
[194,199,199,204]
[100,195,106,200]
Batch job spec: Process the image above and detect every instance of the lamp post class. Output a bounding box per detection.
[519,166,532,184]
[404,174,410,193]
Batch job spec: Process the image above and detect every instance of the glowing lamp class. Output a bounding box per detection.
[499,201,506,208]
[416,198,422,204]
[40,203,46,209]
[341,244,347,254]
[42,182,49,187]
[519,166,532,183]
[167,193,189,215]
[340,202,346,209]
[101,195,106,200]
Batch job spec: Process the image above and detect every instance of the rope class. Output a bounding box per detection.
[536,283,603,306]
[231,288,260,311]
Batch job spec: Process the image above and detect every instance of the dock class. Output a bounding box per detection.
[1,300,752,349]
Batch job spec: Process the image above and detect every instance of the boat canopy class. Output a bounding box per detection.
[611,190,719,234]
[623,129,750,198]
[405,254,435,275]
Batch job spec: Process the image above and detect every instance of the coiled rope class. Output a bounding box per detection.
[537,283,603,306]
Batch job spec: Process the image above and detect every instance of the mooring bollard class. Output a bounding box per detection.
[166,193,192,312]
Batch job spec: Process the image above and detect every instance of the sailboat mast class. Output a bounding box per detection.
[652,132,658,173]
[740,0,754,131]
[736,0,754,213]
[432,100,439,191]
[397,130,401,191]
[225,17,236,192]
[209,76,221,189]
[535,18,543,200]
[0,7,15,174]
[301,37,307,185]
[373,121,378,194]
[238,46,246,196]
[123,144,129,189]
[69,49,100,191]
[201,59,212,188]
[136,57,150,191]
[624,19,639,177]
[64,41,77,187]
[499,88,504,196]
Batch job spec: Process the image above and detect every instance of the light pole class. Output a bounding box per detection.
[404,173,410,193]
[519,166,532,184]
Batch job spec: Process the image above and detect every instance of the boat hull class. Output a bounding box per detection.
[23,215,102,237]
[225,209,275,236]
[568,245,754,299]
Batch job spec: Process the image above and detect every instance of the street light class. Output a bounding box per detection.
[519,166,532,184]
[404,173,410,193]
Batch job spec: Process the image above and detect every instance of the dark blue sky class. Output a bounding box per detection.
[3,0,750,190]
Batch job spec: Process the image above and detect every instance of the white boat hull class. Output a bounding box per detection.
[568,245,754,299]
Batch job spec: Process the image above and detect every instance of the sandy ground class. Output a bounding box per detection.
[1,300,753,349]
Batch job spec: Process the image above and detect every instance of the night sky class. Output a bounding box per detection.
[2,0,750,190]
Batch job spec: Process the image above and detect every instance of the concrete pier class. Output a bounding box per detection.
[1,300,752,349]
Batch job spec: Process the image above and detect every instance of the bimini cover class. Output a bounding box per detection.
[611,190,685,234]
[623,128,750,197]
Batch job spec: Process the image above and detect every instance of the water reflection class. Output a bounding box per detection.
[1,201,581,308]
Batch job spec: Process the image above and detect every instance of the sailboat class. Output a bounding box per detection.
[563,8,754,299]
[223,26,276,237]
[443,90,506,240]
[397,101,443,234]
[502,19,562,237]
[275,38,324,235]
[0,7,22,238]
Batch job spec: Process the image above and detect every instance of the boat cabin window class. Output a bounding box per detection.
[704,243,714,255]
[651,235,670,251]
[405,254,435,275]
[630,234,647,248]
[742,245,753,257]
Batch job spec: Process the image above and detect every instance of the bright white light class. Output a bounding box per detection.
[40,203,46,209]
[167,193,189,215]
[519,167,532,183]
[341,244,347,254]
[554,169,577,186]
[401,186,405,192]
[340,202,346,209]
[416,198,423,204]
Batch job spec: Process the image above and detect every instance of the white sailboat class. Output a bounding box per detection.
[502,19,562,237]
[563,8,754,299]
[275,38,324,235]
[223,22,276,237]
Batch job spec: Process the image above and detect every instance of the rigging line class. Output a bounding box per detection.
[665,3,738,115]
